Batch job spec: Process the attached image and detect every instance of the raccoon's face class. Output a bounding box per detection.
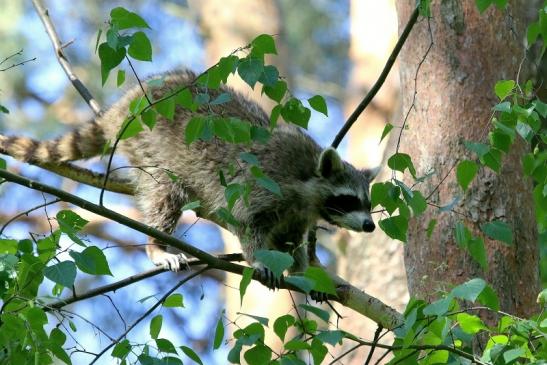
[316,148,377,233]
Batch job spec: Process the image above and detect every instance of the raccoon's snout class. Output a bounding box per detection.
[362,219,375,232]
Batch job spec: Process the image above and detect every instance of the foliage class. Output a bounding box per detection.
[0,1,546,364]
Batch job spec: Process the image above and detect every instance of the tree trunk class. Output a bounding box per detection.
[397,0,539,317]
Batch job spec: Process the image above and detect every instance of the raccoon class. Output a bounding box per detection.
[0,69,376,287]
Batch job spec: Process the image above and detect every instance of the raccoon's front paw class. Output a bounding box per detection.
[152,252,188,272]
[252,263,282,290]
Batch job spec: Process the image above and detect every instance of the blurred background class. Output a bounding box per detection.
[0,1,410,363]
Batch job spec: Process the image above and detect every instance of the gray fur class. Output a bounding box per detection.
[0,69,376,281]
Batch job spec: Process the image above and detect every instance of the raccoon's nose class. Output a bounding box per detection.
[363,219,375,232]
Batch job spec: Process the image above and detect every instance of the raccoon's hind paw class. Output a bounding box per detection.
[310,290,330,303]
[153,252,188,272]
[253,263,282,290]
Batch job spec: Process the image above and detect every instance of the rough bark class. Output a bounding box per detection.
[397,0,539,317]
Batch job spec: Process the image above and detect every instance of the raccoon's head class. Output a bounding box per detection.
[315,148,377,233]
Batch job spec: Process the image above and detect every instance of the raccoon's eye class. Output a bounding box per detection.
[325,194,361,213]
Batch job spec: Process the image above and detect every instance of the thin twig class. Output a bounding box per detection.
[364,325,384,365]
[45,254,244,310]
[331,6,420,148]
[0,198,61,235]
[89,268,207,365]
[31,0,102,115]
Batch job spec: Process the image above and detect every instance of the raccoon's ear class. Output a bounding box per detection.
[363,166,381,181]
[317,147,344,177]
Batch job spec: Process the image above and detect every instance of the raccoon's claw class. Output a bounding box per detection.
[153,252,188,272]
[310,290,329,303]
[255,266,282,290]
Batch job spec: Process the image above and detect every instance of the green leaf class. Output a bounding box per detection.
[218,55,239,81]
[308,95,328,117]
[315,330,344,346]
[250,166,282,196]
[227,343,243,364]
[44,261,77,288]
[69,246,112,275]
[379,215,408,242]
[489,130,512,152]
[240,267,254,305]
[503,348,525,363]
[478,284,500,311]
[181,200,201,211]
[408,190,427,216]
[211,92,231,105]
[284,275,315,293]
[426,219,437,238]
[273,314,295,342]
[468,237,488,270]
[493,101,511,113]
[251,34,277,56]
[463,141,489,158]
[237,57,264,88]
[155,97,175,122]
[284,340,310,351]
[387,153,416,178]
[244,344,272,365]
[180,346,203,365]
[118,117,144,140]
[452,278,486,302]
[494,80,515,100]
[304,267,337,296]
[150,314,162,339]
[263,80,287,103]
[112,339,131,359]
[251,125,269,142]
[110,7,150,29]
[481,148,502,173]
[213,316,224,349]
[254,250,294,279]
[117,69,126,86]
[156,338,177,354]
[310,338,328,365]
[185,116,206,145]
[57,210,89,246]
[380,123,394,143]
[476,0,493,13]
[281,98,311,128]
[98,43,126,85]
[454,221,471,248]
[481,220,513,245]
[457,313,487,334]
[423,295,453,316]
[216,207,240,226]
[141,108,157,130]
[299,304,329,322]
[239,152,260,166]
[175,88,195,110]
[163,293,184,307]
[259,65,279,87]
[456,160,478,191]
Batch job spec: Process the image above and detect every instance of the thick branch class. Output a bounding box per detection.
[0,169,403,329]
[331,6,420,148]
[32,0,102,115]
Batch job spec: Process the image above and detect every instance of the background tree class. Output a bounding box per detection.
[397,0,540,317]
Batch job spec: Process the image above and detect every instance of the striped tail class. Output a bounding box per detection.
[0,120,106,163]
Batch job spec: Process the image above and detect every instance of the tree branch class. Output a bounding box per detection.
[89,268,207,365]
[31,0,102,115]
[330,5,420,149]
[0,168,403,328]
[45,254,244,310]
